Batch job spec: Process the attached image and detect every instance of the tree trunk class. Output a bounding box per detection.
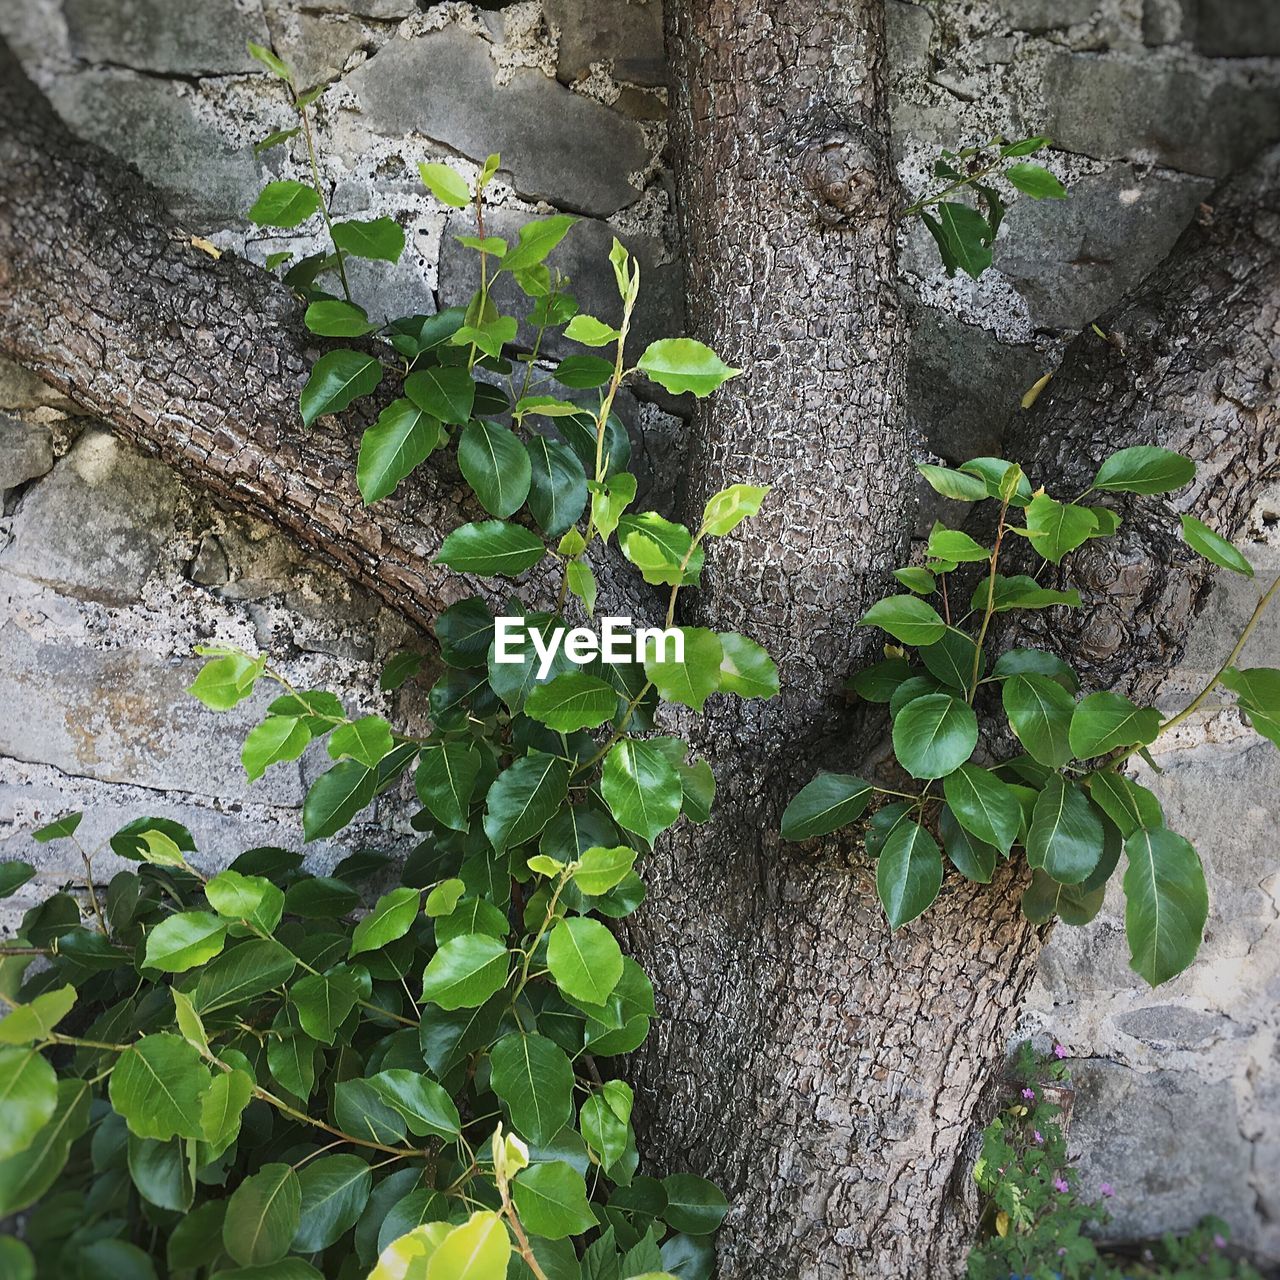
[627,1,1280,1275]
[2,19,1278,1279]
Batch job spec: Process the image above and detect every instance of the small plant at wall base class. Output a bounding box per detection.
[0,119,776,1280]
[782,450,1279,986]
[967,1042,1262,1279]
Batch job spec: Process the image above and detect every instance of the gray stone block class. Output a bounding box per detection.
[438,205,684,362]
[0,416,54,495]
[64,0,269,76]
[1115,1004,1247,1048]
[0,429,178,605]
[1190,0,1280,56]
[1067,1062,1255,1245]
[990,0,1096,32]
[995,164,1213,330]
[903,306,1044,460]
[1041,51,1280,177]
[544,0,666,87]
[47,71,262,223]
[344,26,650,217]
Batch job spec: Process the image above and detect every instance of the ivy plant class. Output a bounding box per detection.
[905,134,1068,279]
[0,48,778,1278]
[782,449,1279,986]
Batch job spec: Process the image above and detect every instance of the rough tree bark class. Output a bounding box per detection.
[623,1,1280,1276]
[2,16,1278,1280]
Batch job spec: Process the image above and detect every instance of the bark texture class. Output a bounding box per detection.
[629,0,1280,1274]
[0,40,584,631]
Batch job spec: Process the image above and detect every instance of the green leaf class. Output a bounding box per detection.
[188,652,264,710]
[350,886,420,958]
[1023,494,1097,565]
[291,969,363,1046]
[458,419,533,518]
[32,811,82,843]
[329,715,396,768]
[601,740,683,844]
[1091,446,1195,495]
[421,934,509,1010]
[242,716,311,782]
[916,463,989,502]
[971,574,1081,613]
[225,1163,302,1266]
[717,632,779,700]
[938,805,997,883]
[701,483,769,536]
[415,742,482,832]
[0,1078,89,1215]
[564,314,620,346]
[302,760,377,841]
[419,162,471,208]
[591,472,637,541]
[500,215,578,273]
[194,938,296,1014]
[0,985,75,1046]
[1069,692,1162,759]
[1004,162,1067,198]
[300,350,382,427]
[618,514,703,586]
[644,627,723,711]
[248,180,320,228]
[892,693,978,780]
[547,917,623,1005]
[202,1068,253,1151]
[990,649,1078,692]
[452,316,518,359]
[0,1238,33,1280]
[859,596,946,647]
[1022,869,1106,927]
[894,567,936,594]
[526,435,588,537]
[331,217,405,263]
[357,400,441,504]
[1026,775,1104,884]
[367,1070,460,1140]
[572,847,637,896]
[304,299,378,338]
[247,39,290,77]
[204,870,282,931]
[526,672,617,732]
[381,650,425,692]
[490,1033,575,1145]
[1085,771,1164,838]
[876,822,943,928]
[661,1174,728,1236]
[513,1161,597,1239]
[1002,135,1050,157]
[930,202,993,279]
[942,764,1020,854]
[1181,515,1253,577]
[294,1154,372,1253]
[0,1048,57,1158]
[925,525,990,564]
[143,911,228,973]
[1002,674,1075,767]
[109,1033,211,1141]
[1123,826,1208,985]
[435,520,546,577]
[919,627,982,691]
[636,338,740,397]
[780,773,872,841]
[405,366,476,425]
[1220,666,1280,746]
[483,752,569,854]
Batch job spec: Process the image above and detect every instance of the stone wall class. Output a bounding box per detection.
[1,0,1278,1264]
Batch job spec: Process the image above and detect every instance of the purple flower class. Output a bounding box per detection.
[1214,1234,1227,1249]
[1099,1182,1115,1198]
[1053,1043,1069,1060]
[1033,1130,1043,1144]
[1053,1175,1070,1194]
[1058,1248,1067,1257]
[1021,1087,1036,1099]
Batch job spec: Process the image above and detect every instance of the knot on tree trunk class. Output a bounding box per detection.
[790,104,879,224]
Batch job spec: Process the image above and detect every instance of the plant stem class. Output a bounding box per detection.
[902,155,1006,218]
[969,497,1011,702]
[293,85,352,303]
